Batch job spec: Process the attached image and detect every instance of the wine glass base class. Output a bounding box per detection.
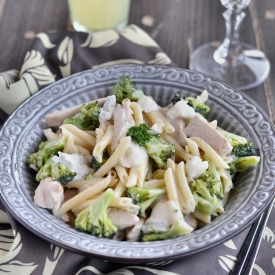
[189,42,270,90]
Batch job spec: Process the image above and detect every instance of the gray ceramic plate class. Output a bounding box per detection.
[1,65,275,263]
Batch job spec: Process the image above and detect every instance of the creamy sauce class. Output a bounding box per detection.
[137,96,159,113]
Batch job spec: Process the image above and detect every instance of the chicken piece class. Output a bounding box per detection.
[107,207,139,230]
[184,115,232,158]
[34,177,64,218]
[126,217,145,242]
[160,107,187,146]
[111,98,135,151]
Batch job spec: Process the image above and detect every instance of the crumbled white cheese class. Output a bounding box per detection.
[119,141,148,168]
[185,156,208,180]
[52,152,92,180]
[142,199,183,233]
[99,95,117,125]
[167,100,196,119]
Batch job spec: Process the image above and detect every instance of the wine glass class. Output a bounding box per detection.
[189,0,270,90]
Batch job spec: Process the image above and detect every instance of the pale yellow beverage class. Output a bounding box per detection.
[67,0,131,32]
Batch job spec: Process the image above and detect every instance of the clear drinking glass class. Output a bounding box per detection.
[67,0,131,32]
[189,0,270,90]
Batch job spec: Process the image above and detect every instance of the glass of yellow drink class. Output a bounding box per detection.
[67,0,131,32]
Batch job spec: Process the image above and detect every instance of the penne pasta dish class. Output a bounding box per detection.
[28,76,260,242]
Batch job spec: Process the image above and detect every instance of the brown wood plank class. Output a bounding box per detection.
[0,0,69,72]
[0,0,272,123]
[250,0,275,121]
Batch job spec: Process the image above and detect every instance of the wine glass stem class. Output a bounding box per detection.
[214,9,246,66]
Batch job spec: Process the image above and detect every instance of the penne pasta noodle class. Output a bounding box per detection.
[64,178,103,190]
[76,145,90,156]
[61,126,94,152]
[113,181,126,197]
[130,102,144,125]
[107,170,119,187]
[95,128,104,144]
[63,134,78,154]
[83,130,96,137]
[175,162,196,213]
[136,162,148,187]
[164,168,180,209]
[59,176,111,215]
[161,132,193,162]
[198,90,208,103]
[146,110,175,133]
[61,124,96,148]
[126,168,138,188]
[109,197,140,215]
[217,168,233,193]
[143,179,166,188]
[167,158,176,172]
[190,137,229,169]
[93,125,113,162]
[114,165,128,185]
[94,136,131,178]
[186,138,200,157]
[151,169,166,179]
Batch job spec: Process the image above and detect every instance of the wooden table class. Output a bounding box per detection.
[0,0,274,123]
[0,0,274,272]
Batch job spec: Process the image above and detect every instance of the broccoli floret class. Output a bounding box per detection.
[91,151,110,172]
[126,123,152,146]
[204,156,224,199]
[63,101,100,130]
[126,187,166,215]
[28,136,66,170]
[35,158,76,184]
[172,93,183,105]
[74,188,117,238]
[189,172,220,215]
[218,128,254,157]
[142,220,192,241]
[109,76,144,104]
[171,93,210,116]
[126,124,175,169]
[229,156,260,174]
[185,96,210,116]
[146,135,176,169]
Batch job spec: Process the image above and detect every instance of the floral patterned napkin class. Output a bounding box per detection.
[0,24,274,275]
